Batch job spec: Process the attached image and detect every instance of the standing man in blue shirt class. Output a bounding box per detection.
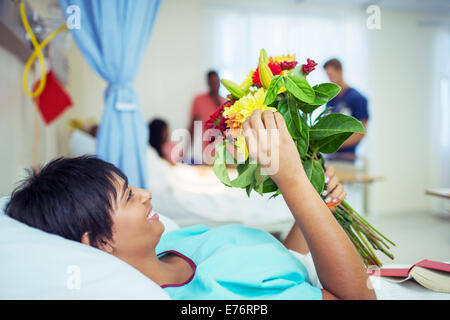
[323,59,369,161]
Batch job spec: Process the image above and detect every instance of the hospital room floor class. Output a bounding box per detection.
[369,211,450,266]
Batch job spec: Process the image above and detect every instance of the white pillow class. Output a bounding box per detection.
[146,146,172,192]
[0,197,177,299]
[69,129,97,157]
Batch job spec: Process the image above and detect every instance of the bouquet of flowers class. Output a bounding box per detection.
[205,49,395,267]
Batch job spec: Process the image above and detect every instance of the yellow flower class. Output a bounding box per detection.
[235,134,248,160]
[222,88,277,161]
[270,54,296,64]
[222,88,277,129]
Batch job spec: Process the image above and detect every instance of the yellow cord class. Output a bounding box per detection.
[20,2,68,98]
[18,1,69,169]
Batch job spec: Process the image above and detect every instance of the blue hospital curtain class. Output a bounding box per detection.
[59,0,161,188]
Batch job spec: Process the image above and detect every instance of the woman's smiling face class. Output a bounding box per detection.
[101,175,165,259]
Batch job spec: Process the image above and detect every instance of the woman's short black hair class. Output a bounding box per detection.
[5,156,128,248]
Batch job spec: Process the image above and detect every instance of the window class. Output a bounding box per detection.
[202,4,370,100]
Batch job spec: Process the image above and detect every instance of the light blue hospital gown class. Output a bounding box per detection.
[155,224,322,300]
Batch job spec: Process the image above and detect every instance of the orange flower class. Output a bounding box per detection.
[225,112,245,130]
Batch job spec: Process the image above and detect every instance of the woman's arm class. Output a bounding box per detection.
[243,110,376,300]
[282,165,347,255]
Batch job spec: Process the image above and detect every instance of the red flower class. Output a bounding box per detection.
[268,62,282,75]
[252,69,262,87]
[280,60,298,70]
[302,59,317,75]
[216,117,227,133]
[204,100,235,133]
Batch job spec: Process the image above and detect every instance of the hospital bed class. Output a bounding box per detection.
[0,196,448,300]
[69,129,295,235]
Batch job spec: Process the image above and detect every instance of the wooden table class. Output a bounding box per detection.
[334,168,384,184]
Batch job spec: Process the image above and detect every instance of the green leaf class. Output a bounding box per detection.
[283,95,309,157]
[264,75,284,106]
[246,180,255,197]
[213,142,258,188]
[309,113,365,154]
[253,166,269,196]
[254,182,264,196]
[277,99,301,140]
[287,95,302,138]
[298,83,341,113]
[298,92,328,113]
[302,158,325,194]
[313,132,353,154]
[295,115,309,157]
[313,83,341,101]
[213,141,232,187]
[309,113,365,140]
[254,165,269,185]
[284,75,315,104]
[262,178,278,193]
[230,161,258,188]
[237,163,247,175]
[269,189,282,199]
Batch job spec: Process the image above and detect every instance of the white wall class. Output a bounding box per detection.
[367,10,447,215]
[1,0,447,216]
[0,46,73,196]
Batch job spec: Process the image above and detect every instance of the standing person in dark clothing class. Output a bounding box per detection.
[323,59,369,161]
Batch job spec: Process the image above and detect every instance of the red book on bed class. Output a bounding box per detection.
[367,259,450,293]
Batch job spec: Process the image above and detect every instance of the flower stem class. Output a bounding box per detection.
[355,228,382,267]
[341,201,396,247]
[338,204,384,243]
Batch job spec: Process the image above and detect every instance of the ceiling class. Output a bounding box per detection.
[30,0,450,17]
[290,0,450,16]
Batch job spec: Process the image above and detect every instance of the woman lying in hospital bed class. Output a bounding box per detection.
[5,110,375,300]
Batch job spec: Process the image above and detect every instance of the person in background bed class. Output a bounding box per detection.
[6,110,376,300]
[148,119,182,165]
